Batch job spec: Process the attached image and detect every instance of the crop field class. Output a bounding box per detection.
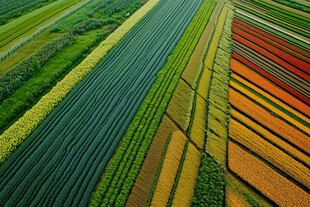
[228,0,310,206]
[0,0,309,206]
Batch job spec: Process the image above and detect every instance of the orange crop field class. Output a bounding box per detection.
[230,109,310,166]
[231,73,310,125]
[230,58,310,116]
[230,80,310,134]
[229,118,310,188]
[229,88,310,154]
[228,142,310,207]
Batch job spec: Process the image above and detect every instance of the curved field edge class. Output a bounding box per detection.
[0,0,160,164]
[89,0,217,206]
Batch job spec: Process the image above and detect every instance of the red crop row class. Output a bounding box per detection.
[233,19,310,65]
[232,26,310,74]
[233,18,310,60]
[232,34,310,83]
[232,52,309,105]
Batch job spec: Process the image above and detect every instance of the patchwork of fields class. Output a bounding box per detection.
[0,0,309,206]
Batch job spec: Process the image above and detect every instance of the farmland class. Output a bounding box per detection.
[0,0,309,206]
[228,0,310,206]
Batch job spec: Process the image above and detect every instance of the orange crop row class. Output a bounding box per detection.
[229,118,310,188]
[230,108,310,167]
[229,88,310,154]
[231,73,310,124]
[232,26,310,74]
[230,59,310,116]
[230,78,310,134]
[228,141,310,207]
[233,18,310,64]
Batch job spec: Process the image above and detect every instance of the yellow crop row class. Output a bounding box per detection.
[209,104,227,124]
[189,95,206,150]
[230,77,310,135]
[0,0,160,164]
[150,131,187,207]
[230,109,310,166]
[228,141,310,207]
[172,142,201,206]
[229,118,310,188]
[204,10,227,70]
[167,79,194,131]
[206,131,226,165]
[208,116,227,139]
[181,0,225,88]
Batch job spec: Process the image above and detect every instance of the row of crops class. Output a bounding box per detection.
[228,0,310,206]
[0,0,208,205]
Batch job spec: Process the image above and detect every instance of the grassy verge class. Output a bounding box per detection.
[0,32,105,134]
